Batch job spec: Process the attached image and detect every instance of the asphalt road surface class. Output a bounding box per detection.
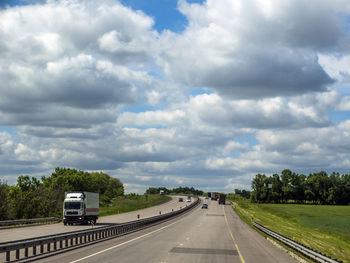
[0,195,190,243]
[32,198,297,263]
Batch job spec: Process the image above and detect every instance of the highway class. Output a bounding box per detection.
[0,195,188,243]
[31,198,297,263]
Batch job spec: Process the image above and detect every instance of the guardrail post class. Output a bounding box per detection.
[33,245,37,255]
[6,251,10,262]
[16,249,19,260]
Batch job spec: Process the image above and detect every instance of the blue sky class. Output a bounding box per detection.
[0,0,350,193]
[120,0,204,32]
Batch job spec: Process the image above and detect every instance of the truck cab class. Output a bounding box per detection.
[64,193,85,218]
[63,192,98,225]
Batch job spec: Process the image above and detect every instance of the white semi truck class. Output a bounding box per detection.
[63,192,99,225]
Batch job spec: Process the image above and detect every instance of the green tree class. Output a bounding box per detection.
[281,169,293,203]
[7,176,48,219]
[290,173,306,203]
[251,174,267,202]
[327,172,342,205]
[270,174,282,203]
[0,180,11,220]
[234,189,251,199]
[42,168,124,205]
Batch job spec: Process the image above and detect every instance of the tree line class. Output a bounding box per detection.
[145,186,204,196]
[0,168,124,220]
[234,189,251,199]
[251,169,350,205]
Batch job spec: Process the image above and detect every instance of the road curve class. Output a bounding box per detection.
[33,198,297,263]
[0,195,191,243]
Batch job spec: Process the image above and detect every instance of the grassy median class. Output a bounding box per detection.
[228,195,350,262]
[100,194,171,217]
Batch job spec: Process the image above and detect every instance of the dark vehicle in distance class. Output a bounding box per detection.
[178,197,183,202]
[201,204,208,209]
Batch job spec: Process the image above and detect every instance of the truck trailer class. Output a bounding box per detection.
[211,192,219,201]
[218,194,226,205]
[63,192,99,225]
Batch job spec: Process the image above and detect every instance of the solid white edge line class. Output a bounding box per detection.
[69,217,182,263]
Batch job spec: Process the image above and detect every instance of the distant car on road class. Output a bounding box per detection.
[205,196,209,199]
[201,204,208,209]
[178,197,183,202]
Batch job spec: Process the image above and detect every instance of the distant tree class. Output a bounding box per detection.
[327,173,350,205]
[251,174,267,202]
[251,170,350,205]
[145,187,160,195]
[42,168,124,205]
[270,174,282,203]
[0,180,10,220]
[234,189,251,199]
[145,187,171,195]
[241,189,251,199]
[327,172,341,205]
[281,169,293,203]
[144,186,203,196]
[308,171,331,204]
[7,175,49,219]
[291,173,306,203]
[341,174,350,205]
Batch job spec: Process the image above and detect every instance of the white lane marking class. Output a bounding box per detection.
[69,219,181,263]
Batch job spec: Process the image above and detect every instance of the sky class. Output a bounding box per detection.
[0,0,350,193]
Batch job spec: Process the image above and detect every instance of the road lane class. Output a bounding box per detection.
[0,195,190,243]
[34,198,297,263]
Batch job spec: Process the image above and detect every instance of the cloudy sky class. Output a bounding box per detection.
[0,0,350,193]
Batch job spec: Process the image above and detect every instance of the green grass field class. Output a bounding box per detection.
[100,194,171,217]
[228,196,350,262]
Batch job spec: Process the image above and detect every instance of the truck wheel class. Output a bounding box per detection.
[63,220,67,226]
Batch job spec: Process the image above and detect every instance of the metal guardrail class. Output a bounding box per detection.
[0,198,200,262]
[253,222,341,263]
[0,217,61,227]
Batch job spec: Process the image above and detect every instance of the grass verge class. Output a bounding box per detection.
[100,194,171,217]
[227,195,350,262]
